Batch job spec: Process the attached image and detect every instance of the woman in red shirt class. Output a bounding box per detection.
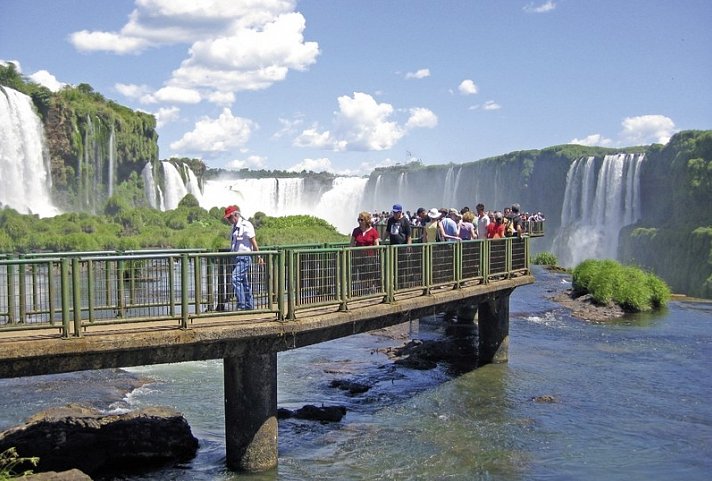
[350,211,380,294]
[487,212,506,239]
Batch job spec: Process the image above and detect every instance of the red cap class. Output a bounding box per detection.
[224,205,239,218]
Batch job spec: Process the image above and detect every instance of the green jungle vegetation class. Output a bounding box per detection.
[572,259,671,313]
[0,447,38,480]
[531,251,558,266]
[0,195,348,255]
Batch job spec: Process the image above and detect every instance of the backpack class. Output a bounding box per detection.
[504,218,514,237]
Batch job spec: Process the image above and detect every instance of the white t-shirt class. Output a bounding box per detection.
[231,218,256,253]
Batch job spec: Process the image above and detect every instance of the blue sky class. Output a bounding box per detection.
[1,0,711,175]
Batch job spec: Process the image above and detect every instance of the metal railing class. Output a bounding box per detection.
[1,237,532,337]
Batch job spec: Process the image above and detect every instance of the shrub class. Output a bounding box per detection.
[571,259,670,312]
[531,251,557,266]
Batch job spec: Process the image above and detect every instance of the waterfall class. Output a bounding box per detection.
[161,161,189,210]
[0,86,59,216]
[108,127,115,197]
[200,176,367,234]
[183,164,204,205]
[552,154,645,267]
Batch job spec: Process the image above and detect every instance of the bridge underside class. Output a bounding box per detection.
[0,275,532,379]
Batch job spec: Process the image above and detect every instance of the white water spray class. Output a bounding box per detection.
[0,86,59,216]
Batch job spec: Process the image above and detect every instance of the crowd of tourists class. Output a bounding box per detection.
[352,203,544,247]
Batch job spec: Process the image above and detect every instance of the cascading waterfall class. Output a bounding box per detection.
[0,86,59,216]
[108,127,115,198]
[552,153,645,267]
[182,164,204,205]
[161,161,189,210]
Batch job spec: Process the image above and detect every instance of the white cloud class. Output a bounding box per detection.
[28,70,65,92]
[524,1,557,13]
[569,134,613,147]
[483,100,501,110]
[405,107,438,129]
[170,108,255,154]
[294,92,437,152]
[226,155,266,170]
[620,115,676,145]
[207,90,235,105]
[405,68,430,80]
[458,79,478,95]
[70,30,149,54]
[0,59,22,72]
[287,157,333,173]
[151,86,202,104]
[115,82,152,100]
[69,1,319,95]
[154,106,180,128]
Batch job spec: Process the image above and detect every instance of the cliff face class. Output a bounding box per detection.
[43,86,159,212]
[365,132,712,298]
[620,130,712,298]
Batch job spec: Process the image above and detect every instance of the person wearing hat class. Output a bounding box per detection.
[422,208,442,243]
[224,205,260,310]
[384,204,412,246]
[440,208,462,242]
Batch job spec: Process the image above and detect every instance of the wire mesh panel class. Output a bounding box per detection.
[349,246,383,298]
[461,240,484,282]
[294,250,340,307]
[511,237,528,273]
[528,220,545,237]
[488,238,508,279]
[0,260,58,327]
[198,252,274,313]
[431,242,456,285]
[393,243,425,290]
[78,256,179,325]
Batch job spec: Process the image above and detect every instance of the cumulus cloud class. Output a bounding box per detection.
[569,114,676,147]
[170,108,255,154]
[405,68,430,80]
[458,79,478,95]
[115,82,152,100]
[28,70,65,92]
[620,115,676,145]
[226,155,266,170]
[405,107,438,129]
[69,0,320,100]
[150,86,202,104]
[154,106,180,128]
[569,133,613,147]
[294,92,436,152]
[524,1,557,13]
[287,157,333,173]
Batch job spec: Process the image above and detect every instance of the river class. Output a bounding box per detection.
[1,266,711,481]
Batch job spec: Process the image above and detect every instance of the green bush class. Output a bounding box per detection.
[531,251,557,266]
[572,259,670,312]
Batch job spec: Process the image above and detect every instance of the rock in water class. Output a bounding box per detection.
[0,404,199,476]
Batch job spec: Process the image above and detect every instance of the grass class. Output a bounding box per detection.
[572,259,671,312]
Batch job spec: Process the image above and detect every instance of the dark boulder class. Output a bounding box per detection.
[278,404,347,423]
[0,404,199,476]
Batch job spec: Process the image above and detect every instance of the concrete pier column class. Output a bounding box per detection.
[477,290,511,364]
[224,350,278,472]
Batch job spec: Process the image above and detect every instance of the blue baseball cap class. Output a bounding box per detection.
[392,204,403,213]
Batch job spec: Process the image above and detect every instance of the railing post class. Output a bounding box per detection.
[169,256,176,317]
[18,263,27,323]
[87,259,95,326]
[117,259,126,318]
[286,250,296,320]
[454,241,462,289]
[180,253,190,329]
[338,250,348,311]
[193,255,202,315]
[72,257,82,337]
[384,245,395,303]
[483,239,490,284]
[423,244,432,295]
[47,260,56,325]
[277,250,285,320]
[60,258,70,338]
[6,261,16,324]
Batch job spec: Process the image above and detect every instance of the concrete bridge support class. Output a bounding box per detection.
[224,350,278,472]
[477,290,512,364]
